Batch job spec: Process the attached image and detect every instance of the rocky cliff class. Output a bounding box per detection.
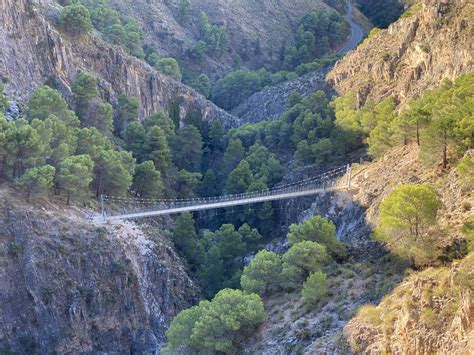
[327,0,474,107]
[345,253,473,354]
[0,0,240,128]
[231,68,331,123]
[0,188,199,353]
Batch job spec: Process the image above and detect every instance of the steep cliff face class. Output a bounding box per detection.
[327,0,474,107]
[0,0,240,127]
[0,189,199,353]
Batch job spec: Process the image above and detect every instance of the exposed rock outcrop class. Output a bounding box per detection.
[345,253,473,354]
[327,0,474,107]
[0,194,199,353]
[0,0,240,128]
[231,69,331,123]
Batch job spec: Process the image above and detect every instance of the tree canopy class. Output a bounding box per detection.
[163,289,266,354]
[375,184,443,266]
[60,4,93,35]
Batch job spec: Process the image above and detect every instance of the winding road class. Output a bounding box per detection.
[338,1,365,54]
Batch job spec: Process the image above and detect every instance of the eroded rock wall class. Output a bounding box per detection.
[0,203,198,353]
[327,0,474,107]
[0,0,240,128]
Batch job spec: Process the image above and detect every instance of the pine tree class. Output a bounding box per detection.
[58,155,94,204]
[16,165,55,199]
[226,160,253,194]
[115,94,140,136]
[375,184,442,266]
[173,212,204,271]
[132,161,163,198]
[142,126,172,175]
[28,86,80,127]
[197,246,225,298]
[223,138,245,175]
[172,125,203,172]
[60,4,93,36]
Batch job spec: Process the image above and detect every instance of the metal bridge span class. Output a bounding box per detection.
[98,165,353,222]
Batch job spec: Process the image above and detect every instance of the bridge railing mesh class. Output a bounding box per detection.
[101,165,351,218]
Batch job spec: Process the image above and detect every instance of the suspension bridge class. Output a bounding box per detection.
[96,164,354,222]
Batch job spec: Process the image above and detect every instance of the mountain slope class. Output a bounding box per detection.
[244,144,473,353]
[327,0,474,107]
[107,0,336,76]
[345,253,473,354]
[0,187,199,353]
[0,0,239,127]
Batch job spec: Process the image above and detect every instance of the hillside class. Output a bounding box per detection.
[106,0,342,77]
[0,186,199,353]
[0,0,239,127]
[346,253,473,353]
[328,0,474,107]
[244,144,473,353]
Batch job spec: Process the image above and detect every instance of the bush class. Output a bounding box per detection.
[302,271,328,306]
[288,215,346,258]
[60,4,93,35]
[241,250,282,296]
[154,58,182,81]
[356,305,382,326]
[282,241,329,289]
[163,289,266,354]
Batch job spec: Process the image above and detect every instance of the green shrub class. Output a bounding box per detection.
[288,215,346,258]
[282,241,329,289]
[60,4,93,35]
[154,58,182,81]
[302,271,328,306]
[163,289,266,354]
[241,250,282,296]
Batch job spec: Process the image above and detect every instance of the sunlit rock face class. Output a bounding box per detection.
[327,0,474,107]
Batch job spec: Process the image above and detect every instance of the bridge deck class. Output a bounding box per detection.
[101,185,349,222]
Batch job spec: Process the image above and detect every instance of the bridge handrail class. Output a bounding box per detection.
[100,164,352,218]
[102,165,348,204]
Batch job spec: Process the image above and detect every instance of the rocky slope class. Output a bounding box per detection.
[108,0,335,77]
[245,144,473,353]
[0,0,240,128]
[231,68,331,123]
[345,253,473,354]
[0,187,199,353]
[327,0,474,107]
